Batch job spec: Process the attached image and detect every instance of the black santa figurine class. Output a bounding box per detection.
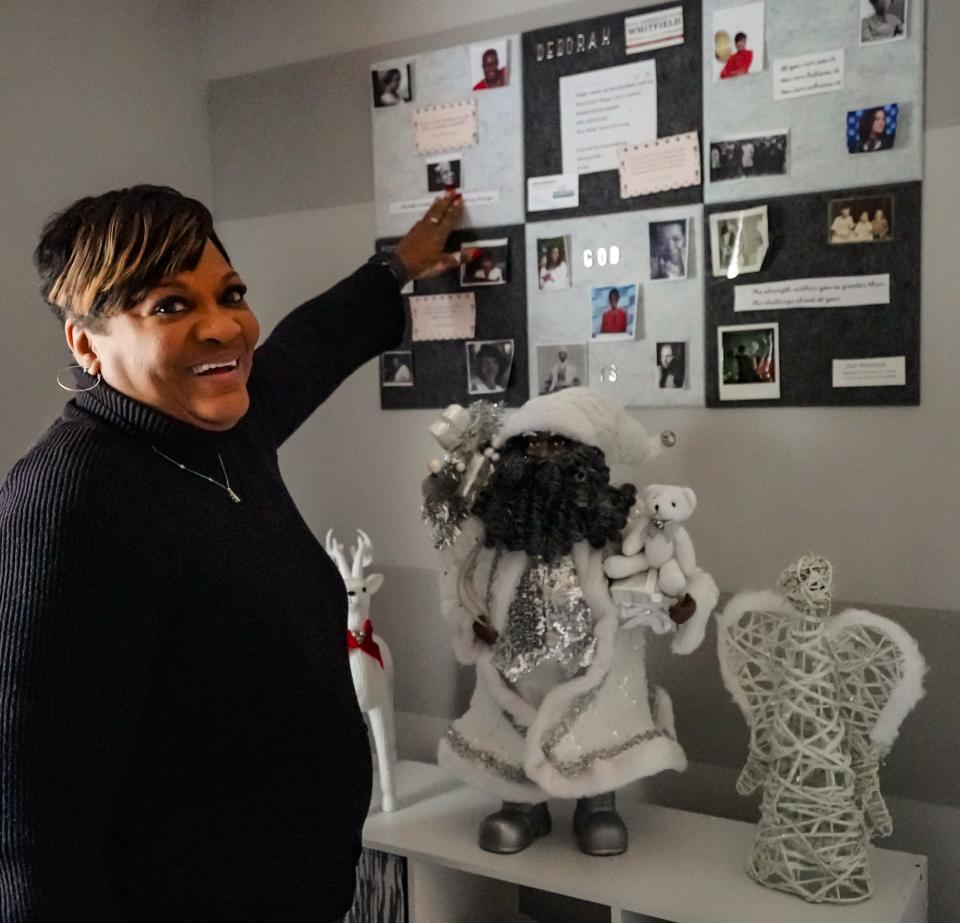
[422,388,718,856]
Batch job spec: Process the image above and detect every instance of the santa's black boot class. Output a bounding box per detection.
[478,801,552,854]
[573,792,628,856]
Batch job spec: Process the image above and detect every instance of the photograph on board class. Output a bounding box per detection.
[847,104,899,154]
[709,132,788,182]
[537,236,572,290]
[470,39,509,90]
[718,323,780,401]
[828,194,894,244]
[460,239,509,286]
[426,157,462,192]
[860,0,907,45]
[590,284,641,341]
[657,341,687,389]
[381,351,414,387]
[712,2,765,80]
[466,339,514,395]
[649,219,689,282]
[709,205,769,279]
[371,64,413,108]
[536,343,586,394]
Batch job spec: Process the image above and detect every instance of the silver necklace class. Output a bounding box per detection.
[151,446,242,503]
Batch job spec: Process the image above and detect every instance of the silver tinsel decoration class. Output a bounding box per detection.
[492,556,596,683]
[421,401,505,548]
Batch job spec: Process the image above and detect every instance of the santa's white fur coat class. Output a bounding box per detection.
[436,517,719,801]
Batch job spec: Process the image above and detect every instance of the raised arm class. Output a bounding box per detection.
[0,447,167,921]
[248,193,462,448]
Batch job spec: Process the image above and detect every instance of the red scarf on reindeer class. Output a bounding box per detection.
[346,619,384,668]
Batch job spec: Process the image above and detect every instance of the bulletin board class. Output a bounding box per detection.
[702,0,924,205]
[525,205,706,407]
[372,35,525,239]
[376,225,529,410]
[704,182,921,406]
[367,0,926,410]
[522,0,704,221]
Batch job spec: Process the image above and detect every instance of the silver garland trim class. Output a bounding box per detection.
[545,727,675,778]
[540,683,675,779]
[444,728,531,785]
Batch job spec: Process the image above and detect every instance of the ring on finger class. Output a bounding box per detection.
[427,216,441,224]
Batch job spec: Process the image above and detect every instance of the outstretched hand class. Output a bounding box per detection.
[395,191,463,279]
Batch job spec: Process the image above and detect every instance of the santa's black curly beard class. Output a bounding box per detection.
[472,434,636,563]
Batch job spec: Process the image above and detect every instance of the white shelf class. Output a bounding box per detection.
[364,761,927,923]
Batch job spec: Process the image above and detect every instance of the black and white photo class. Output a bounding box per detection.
[709,132,788,182]
[371,64,413,108]
[649,219,689,281]
[426,158,462,192]
[380,351,414,387]
[536,343,585,394]
[860,0,907,45]
[460,239,509,286]
[718,323,780,401]
[657,341,687,389]
[828,194,894,244]
[466,340,514,395]
[709,205,769,278]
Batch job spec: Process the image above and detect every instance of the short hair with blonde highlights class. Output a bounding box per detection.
[34,185,230,327]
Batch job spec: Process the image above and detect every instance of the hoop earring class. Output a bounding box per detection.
[56,364,102,393]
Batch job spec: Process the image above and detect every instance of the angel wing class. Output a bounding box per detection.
[824,608,926,836]
[716,590,798,795]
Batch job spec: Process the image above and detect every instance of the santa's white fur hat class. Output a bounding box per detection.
[497,387,660,466]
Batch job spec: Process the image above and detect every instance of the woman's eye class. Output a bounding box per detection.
[223,284,248,305]
[152,297,189,315]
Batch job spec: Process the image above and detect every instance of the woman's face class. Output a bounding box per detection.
[479,354,500,386]
[76,240,259,431]
[872,0,891,15]
[871,110,886,136]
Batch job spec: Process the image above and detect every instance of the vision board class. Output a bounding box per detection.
[522,1,704,222]
[377,225,529,409]
[704,182,921,406]
[365,0,925,410]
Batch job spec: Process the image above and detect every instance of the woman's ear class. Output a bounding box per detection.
[64,318,101,377]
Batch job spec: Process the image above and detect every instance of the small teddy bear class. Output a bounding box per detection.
[604,485,698,598]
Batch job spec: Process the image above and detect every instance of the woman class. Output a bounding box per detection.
[538,245,569,290]
[852,210,875,242]
[469,342,508,394]
[857,107,891,153]
[0,184,460,922]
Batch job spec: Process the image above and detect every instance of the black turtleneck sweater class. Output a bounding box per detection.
[0,264,404,922]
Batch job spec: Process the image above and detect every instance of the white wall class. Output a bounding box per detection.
[0,0,213,474]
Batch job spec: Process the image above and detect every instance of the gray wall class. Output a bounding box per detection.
[0,0,213,475]
[205,2,960,919]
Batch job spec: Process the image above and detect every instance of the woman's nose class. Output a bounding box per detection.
[193,302,242,342]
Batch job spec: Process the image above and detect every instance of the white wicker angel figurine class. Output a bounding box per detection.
[422,389,718,857]
[717,554,926,903]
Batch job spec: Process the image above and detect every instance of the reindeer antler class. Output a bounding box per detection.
[324,529,350,578]
[351,529,374,578]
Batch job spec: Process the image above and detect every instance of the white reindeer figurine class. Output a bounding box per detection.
[325,528,397,813]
